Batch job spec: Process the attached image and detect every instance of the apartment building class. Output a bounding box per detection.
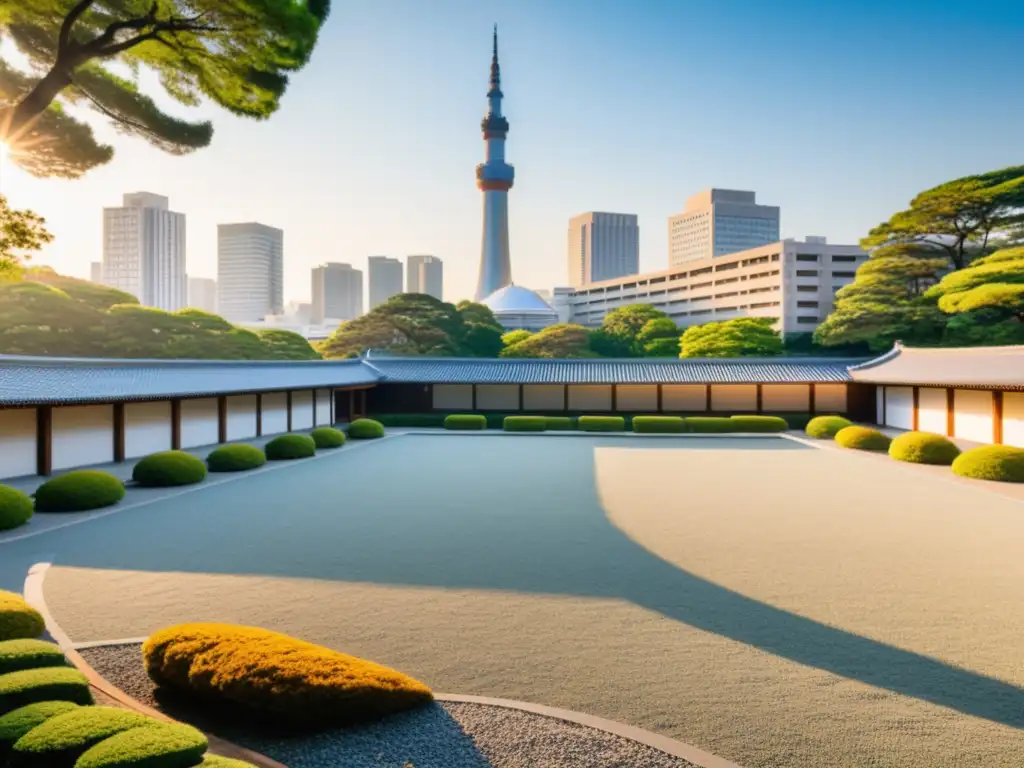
[668,189,780,265]
[567,212,640,286]
[217,223,284,322]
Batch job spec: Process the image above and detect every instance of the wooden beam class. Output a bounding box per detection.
[113,403,125,463]
[993,390,1004,445]
[705,385,712,412]
[755,384,763,414]
[657,384,663,413]
[217,397,228,443]
[946,388,955,437]
[255,394,263,437]
[171,400,181,449]
[286,391,293,432]
[911,387,920,431]
[610,385,617,412]
[36,406,52,476]
[808,383,816,415]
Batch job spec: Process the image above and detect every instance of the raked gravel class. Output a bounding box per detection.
[79,643,697,768]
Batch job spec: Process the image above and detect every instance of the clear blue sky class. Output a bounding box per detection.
[5,0,1024,305]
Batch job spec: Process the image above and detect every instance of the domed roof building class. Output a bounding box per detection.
[481,284,559,331]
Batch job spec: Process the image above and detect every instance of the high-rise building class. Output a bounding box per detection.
[89,261,102,283]
[668,189,780,265]
[311,262,363,323]
[407,255,443,300]
[101,192,186,310]
[187,276,217,313]
[474,26,515,301]
[567,212,639,286]
[217,223,283,322]
[367,256,403,308]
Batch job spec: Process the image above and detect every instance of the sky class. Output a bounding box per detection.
[4,0,1024,306]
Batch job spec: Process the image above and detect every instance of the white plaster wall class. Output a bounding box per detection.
[476,385,519,411]
[884,386,913,430]
[291,391,314,430]
[918,388,947,434]
[954,389,993,443]
[180,398,219,448]
[124,401,172,459]
[262,392,289,435]
[812,384,847,414]
[53,405,114,470]
[1003,392,1024,448]
[226,396,257,441]
[662,385,707,411]
[710,385,757,413]
[615,385,657,412]
[315,389,331,425]
[0,408,37,479]
[762,385,809,412]
[522,385,565,411]
[433,385,473,410]
[568,385,612,412]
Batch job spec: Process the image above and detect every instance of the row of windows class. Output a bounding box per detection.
[794,270,857,279]
[572,255,781,297]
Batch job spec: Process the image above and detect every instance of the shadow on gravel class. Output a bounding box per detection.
[36,435,1024,730]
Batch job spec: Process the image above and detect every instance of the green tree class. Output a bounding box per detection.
[586,328,632,357]
[255,328,321,360]
[454,300,504,357]
[322,294,465,359]
[500,324,595,358]
[0,281,107,355]
[679,317,783,358]
[25,266,136,307]
[599,304,669,356]
[501,329,531,347]
[0,196,53,276]
[636,317,680,357]
[1,0,330,178]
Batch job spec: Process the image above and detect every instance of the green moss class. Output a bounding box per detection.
[367,414,446,428]
[443,415,487,430]
[8,707,155,768]
[132,451,207,488]
[199,756,258,767]
[684,417,734,433]
[0,486,33,532]
[264,434,316,460]
[310,427,346,448]
[0,667,92,716]
[0,640,67,675]
[503,416,546,432]
[34,471,125,513]
[835,426,892,452]
[729,415,788,433]
[0,701,80,762]
[951,445,1024,483]
[805,415,852,439]
[543,416,576,430]
[888,432,961,465]
[0,593,45,643]
[205,445,267,473]
[577,416,626,432]
[347,418,385,439]
[73,722,208,768]
[632,416,686,434]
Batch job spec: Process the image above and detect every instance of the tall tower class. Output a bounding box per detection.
[474,25,515,301]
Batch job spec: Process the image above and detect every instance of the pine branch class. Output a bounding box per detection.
[58,0,98,57]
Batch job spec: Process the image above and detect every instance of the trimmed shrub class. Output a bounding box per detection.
[889,432,961,466]
[74,722,208,768]
[264,434,316,461]
[0,486,33,532]
[543,416,576,430]
[34,471,125,513]
[200,757,258,768]
[132,451,207,488]
[347,418,385,440]
[0,702,79,761]
[0,640,67,675]
[443,415,486,431]
[685,417,735,434]
[143,623,433,728]
[205,444,266,473]
[368,414,446,428]
[0,667,92,716]
[632,416,686,434]
[778,413,814,430]
[8,706,154,768]
[730,415,788,433]
[951,445,1024,483]
[310,427,346,448]
[805,415,852,439]
[503,416,546,432]
[0,593,44,642]
[835,425,892,452]
[577,416,626,432]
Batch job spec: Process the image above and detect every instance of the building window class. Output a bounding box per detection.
[796,270,819,277]
[795,254,819,262]
[796,316,818,324]
[797,301,819,308]
[831,255,858,262]
[832,271,856,278]
[796,285,817,293]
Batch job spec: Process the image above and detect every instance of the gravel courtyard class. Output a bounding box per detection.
[6,434,1023,767]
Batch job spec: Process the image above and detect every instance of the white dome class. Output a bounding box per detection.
[482,284,555,313]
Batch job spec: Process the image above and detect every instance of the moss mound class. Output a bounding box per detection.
[205,444,266,473]
[543,416,576,430]
[74,722,207,768]
[0,486,33,533]
[805,415,852,439]
[444,415,486,431]
[632,416,686,434]
[0,701,79,761]
[8,706,154,768]
[0,667,92,716]
[577,416,625,432]
[199,757,258,767]
[310,427,346,448]
[730,415,788,433]
[889,432,961,465]
[0,593,44,643]
[34,471,125,513]
[347,418,385,439]
[951,445,1024,483]
[835,425,892,452]
[685,417,734,433]
[0,640,66,676]
[503,416,546,432]
[132,451,207,488]
[143,623,433,729]
[264,434,316,461]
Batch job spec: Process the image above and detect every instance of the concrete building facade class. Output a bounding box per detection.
[669,189,780,265]
[187,277,217,313]
[407,255,443,300]
[217,223,283,322]
[311,262,363,323]
[90,262,102,283]
[567,212,640,287]
[102,192,186,310]
[368,256,403,309]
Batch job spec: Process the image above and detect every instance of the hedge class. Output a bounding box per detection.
[951,445,1024,483]
[205,444,267,473]
[367,414,446,428]
[632,416,686,434]
[685,417,734,433]
[0,702,79,762]
[143,623,432,728]
[730,415,788,433]
[834,426,892,452]
[0,593,45,643]
[888,432,961,466]
[310,427,346,449]
[0,667,92,716]
[199,757,258,768]
[543,416,576,430]
[264,434,316,461]
[33,471,125,514]
[0,640,66,676]
[805,415,852,439]
[503,416,546,432]
[7,706,154,768]
[347,418,385,440]
[0,486,33,533]
[577,416,626,432]
[132,451,207,488]
[74,722,208,768]
[443,414,487,431]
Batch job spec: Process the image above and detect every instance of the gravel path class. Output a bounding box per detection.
[79,644,697,768]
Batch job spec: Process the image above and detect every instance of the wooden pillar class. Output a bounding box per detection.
[286,391,293,432]
[657,384,663,413]
[217,396,228,443]
[359,390,367,417]
[471,385,477,411]
[312,390,318,427]
[36,406,52,476]
[171,400,181,449]
[348,390,354,421]
[993,390,1004,444]
[946,388,955,437]
[755,384,763,414]
[705,385,712,412]
[518,384,524,411]
[912,387,920,431]
[563,385,568,411]
[808,383,817,416]
[255,394,263,437]
[113,403,126,463]
[330,390,335,424]
[611,385,617,412]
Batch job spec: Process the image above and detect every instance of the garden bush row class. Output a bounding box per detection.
[381,412,813,430]
[434,413,792,433]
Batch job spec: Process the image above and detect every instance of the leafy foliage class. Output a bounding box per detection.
[502,415,546,432]
[888,432,960,466]
[679,317,782,358]
[0,640,67,676]
[0,197,52,277]
[0,701,80,762]
[0,666,92,716]
[310,426,345,448]
[834,426,891,452]
[0,594,44,644]
[8,705,154,766]
[0,486,33,532]
[205,444,266,472]
[631,416,685,433]
[500,329,531,347]
[346,418,384,439]
[33,470,125,512]
[729,415,788,433]
[684,417,734,433]
[131,450,207,487]
[951,445,1024,483]
[805,416,851,439]
[636,317,681,357]
[924,247,1024,343]
[74,722,208,768]
[264,434,316,460]
[599,304,675,356]
[577,416,625,432]
[500,324,595,358]
[443,414,486,430]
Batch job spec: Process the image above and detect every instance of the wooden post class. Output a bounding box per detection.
[311,391,317,427]
[657,384,663,413]
[912,387,920,431]
[286,391,293,432]
[755,384,763,414]
[705,385,712,412]
[808,383,816,415]
[113,403,126,463]
[518,385,524,411]
[217,397,228,443]
[255,394,263,437]
[993,390,1004,444]
[330,390,335,424]
[348,390,354,421]
[946,388,955,437]
[360,390,367,417]
[471,385,477,411]
[171,400,181,449]
[36,406,52,476]
[563,385,568,411]
[610,385,617,412]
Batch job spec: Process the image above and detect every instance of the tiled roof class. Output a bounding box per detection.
[849,343,1024,388]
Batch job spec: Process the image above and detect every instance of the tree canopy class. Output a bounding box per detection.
[1,0,331,178]
[679,317,783,358]
[598,304,675,356]
[500,324,595,358]
[0,195,52,276]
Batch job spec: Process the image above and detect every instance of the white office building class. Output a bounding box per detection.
[101,192,186,310]
[407,255,443,300]
[312,262,363,323]
[217,223,283,322]
[90,262,102,283]
[669,189,780,265]
[567,212,639,286]
[187,276,217,314]
[368,256,403,309]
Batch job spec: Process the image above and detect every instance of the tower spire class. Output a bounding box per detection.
[488,24,501,97]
